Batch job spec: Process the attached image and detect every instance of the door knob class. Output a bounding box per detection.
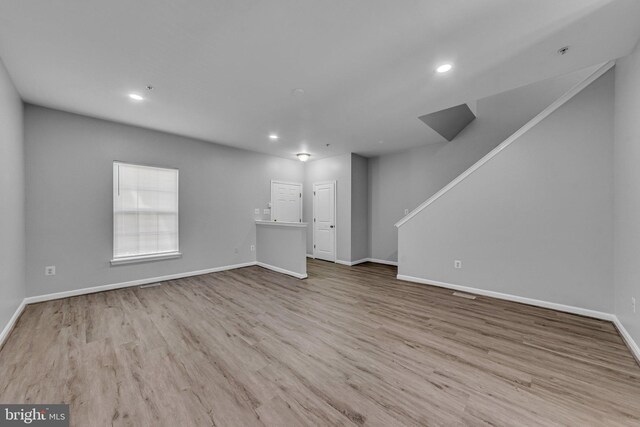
[330,225,334,228]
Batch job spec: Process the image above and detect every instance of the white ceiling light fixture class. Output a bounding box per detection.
[269,134,279,140]
[436,63,453,73]
[128,93,144,101]
[296,153,310,162]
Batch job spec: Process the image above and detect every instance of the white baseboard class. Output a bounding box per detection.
[256,262,307,279]
[306,253,314,258]
[367,258,398,266]
[336,258,398,267]
[396,274,614,321]
[336,259,362,266]
[0,300,26,350]
[612,316,640,365]
[24,261,258,304]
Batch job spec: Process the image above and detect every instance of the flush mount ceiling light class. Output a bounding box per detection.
[296,153,310,162]
[436,63,453,73]
[128,93,144,101]
[269,134,279,140]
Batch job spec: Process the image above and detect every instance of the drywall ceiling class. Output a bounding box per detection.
[0,0,639,160]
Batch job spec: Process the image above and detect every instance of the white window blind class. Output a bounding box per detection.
[113,162,179,263]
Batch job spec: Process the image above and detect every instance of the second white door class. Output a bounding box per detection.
[313,181,336,262]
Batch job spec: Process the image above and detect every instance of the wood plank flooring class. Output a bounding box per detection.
[1,260,639,426]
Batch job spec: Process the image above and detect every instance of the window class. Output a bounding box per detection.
[112,162,180,265]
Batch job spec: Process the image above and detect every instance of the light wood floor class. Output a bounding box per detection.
[1,260,639,426]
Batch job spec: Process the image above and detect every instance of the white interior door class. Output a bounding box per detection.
[271,181,302,222]
[313,181,336,262]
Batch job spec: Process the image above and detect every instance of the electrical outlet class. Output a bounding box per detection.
[254,208,260,215]
[633,297,636,314]
[404,208,409,215]
[250,245,255,252]
[454,260,462,269]
[263,208,270,215]
[45,265,56,276]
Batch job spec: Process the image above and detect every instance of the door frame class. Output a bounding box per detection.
[312,180,337,261]
[270,180,303,222]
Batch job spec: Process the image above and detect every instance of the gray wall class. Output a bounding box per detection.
[303,153,352,261]
[25,106,303,297]
[0,59,25,330]
[350,154,369,262]
[256,223,307,278]
[614,43,640,346]
[368,68,592,263]
[398,70,614,312]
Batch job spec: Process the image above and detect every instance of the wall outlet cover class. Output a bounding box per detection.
[454,260,462,269]
[45,265,56,276]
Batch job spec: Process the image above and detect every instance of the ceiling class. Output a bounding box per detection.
[1,0,639,160]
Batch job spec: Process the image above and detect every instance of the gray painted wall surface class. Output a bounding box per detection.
[398,70,614,312]
[25,106,303,297]
[0,59,25,329]
[350,154,369,262]
[256,222,307,278]
[369,68,592,263]
[303,154,352,261]
[614,44,640,346]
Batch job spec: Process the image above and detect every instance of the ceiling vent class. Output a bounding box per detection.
[418,103,476,141]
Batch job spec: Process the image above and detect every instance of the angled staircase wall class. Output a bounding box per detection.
[396,62,615,315]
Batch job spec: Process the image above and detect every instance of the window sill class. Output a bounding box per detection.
[111,252,182,266]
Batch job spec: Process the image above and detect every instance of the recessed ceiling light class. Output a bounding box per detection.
[296,153,311,162]
[557,46,569,55]
[269,134,279,140]
[436,63,453,73]
[128,93,144,101]
[291,88,305,96]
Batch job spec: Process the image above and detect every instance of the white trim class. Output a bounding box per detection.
[366,258,398,266]
[335,258,368,266]
[256,262,307,279]
[334,258,398,266]
[395,61,615,228]
[0,300,26,349]
[255,220,307,228]
[306,253,314,258]
[24,262,257,304]
[111,251,182,265]
[612,316,640,366]
[396,274,614,321]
